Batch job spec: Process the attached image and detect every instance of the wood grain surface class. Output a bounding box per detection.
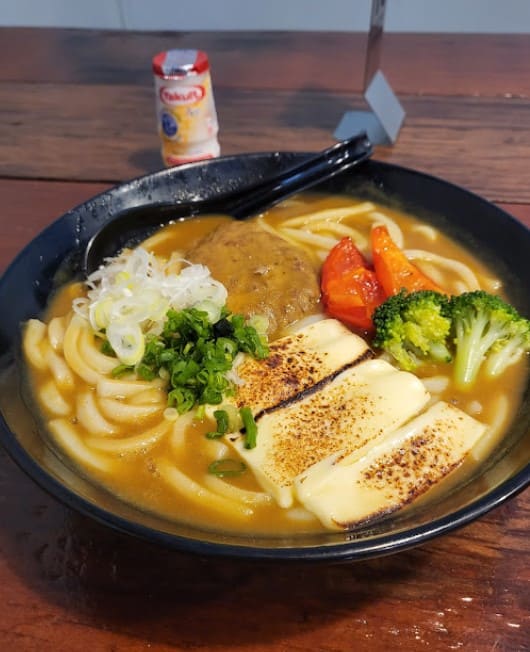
[2,28,530,97]
[1,28,529,204]
[0,27,528,652]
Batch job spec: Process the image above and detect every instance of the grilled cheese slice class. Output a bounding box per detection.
[294,401,486,530]
[228,358,430,507]
[227,318,372,415]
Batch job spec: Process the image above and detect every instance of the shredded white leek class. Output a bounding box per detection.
[73,247,228,366]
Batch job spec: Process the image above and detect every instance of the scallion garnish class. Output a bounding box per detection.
[206,409,230,439]
[110,306,269,415]
[239,406,258,449]
[208,459,247,477]
[111,363,133,377]
[100,338,115,356]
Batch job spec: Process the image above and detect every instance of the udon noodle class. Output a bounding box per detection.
[22,194,528,535]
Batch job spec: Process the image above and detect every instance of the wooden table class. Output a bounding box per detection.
[0,28,528,651]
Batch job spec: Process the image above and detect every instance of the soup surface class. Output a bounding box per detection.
[22,193,528,535]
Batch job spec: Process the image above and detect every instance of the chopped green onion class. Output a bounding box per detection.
[99,305,268,415]
[208,458,247,478]
[239,406,258,449]
[223,404,242,431]
[167,386,196,414]
[111,363,133,377]
[135,362,157,381]
[130,307,268,414]
[195,404,206,420]
[100,339,115,357]
[206,409,230,439]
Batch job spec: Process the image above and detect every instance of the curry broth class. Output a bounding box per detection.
[26,193,529,536]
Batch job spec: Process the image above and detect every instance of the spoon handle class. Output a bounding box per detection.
[226,132,372,219]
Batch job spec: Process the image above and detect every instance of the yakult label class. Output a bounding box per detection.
[159,85,206,106]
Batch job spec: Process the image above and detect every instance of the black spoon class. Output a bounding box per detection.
[84,132,372,275]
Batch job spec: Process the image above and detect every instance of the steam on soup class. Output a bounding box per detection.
[22,194,529,535]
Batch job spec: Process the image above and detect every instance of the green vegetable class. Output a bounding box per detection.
[373,289,530,390]
[127,306,269,414]
[372,289,453,371]
[111,363,134,378]
[239,406,258,449]
[449,290,530,389]
[206,409,231,439]
[226,313,269,359]
[100,338,115,357]
[207,459,247,477]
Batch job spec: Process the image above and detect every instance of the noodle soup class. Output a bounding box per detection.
[22,194,529,535]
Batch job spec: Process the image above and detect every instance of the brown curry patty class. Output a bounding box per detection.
[186,221,320,337]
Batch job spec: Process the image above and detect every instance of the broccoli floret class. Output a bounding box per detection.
[372,289,452,371]
[449,290,530,389]
[372,288,530,386]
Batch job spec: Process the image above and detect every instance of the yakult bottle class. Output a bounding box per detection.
[152,49,220,167]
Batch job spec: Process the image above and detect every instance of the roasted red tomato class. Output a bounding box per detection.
[371,225,445,296]
[321,237,385,331]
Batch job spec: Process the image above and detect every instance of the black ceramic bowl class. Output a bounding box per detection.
[0,153,529,562]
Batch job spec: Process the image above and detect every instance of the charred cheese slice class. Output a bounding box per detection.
[228,358,430,507]
[227,318,372,415]
[294,401,486,530]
